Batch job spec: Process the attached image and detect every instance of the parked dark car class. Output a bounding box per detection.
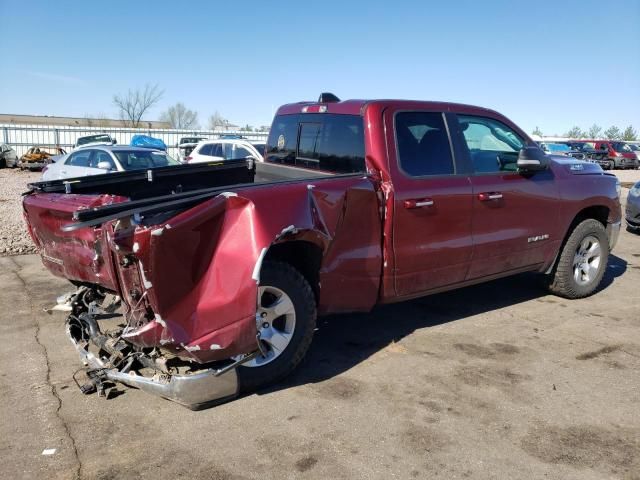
[626,181,640,232]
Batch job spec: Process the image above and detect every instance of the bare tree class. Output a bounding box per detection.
[604,126,622,140]
[587,124,602,139]
[113,84,164,127]
[532,126,543,137]
[160,102,199,129]
[622,125,637,141]
[207,111,227,130]
[564,126,584,139]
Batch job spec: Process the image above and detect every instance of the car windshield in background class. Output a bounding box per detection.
[629,144,640,151]
[180,137,206,145]
[547,144,570,153]
[114,150,180,170]
[77,135,112,146]
[612,142,632,152]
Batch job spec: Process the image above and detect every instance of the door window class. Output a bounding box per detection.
[395,112,454,176]
[90,151,116,169]
[65,150,93,167]
[223,144,253,160]
[210,143,224,157]
[457,115,524,173]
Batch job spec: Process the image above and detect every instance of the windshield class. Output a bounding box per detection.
[612,142,632,153]
[77,135,112,146]
[628,144,640,151]
[180,137,206,145]
[113,150,180,170]
[547,144,570,153]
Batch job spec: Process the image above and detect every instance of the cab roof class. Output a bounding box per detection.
[275,98,503,117]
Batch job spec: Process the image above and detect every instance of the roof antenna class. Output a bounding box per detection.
[318,92,340,103]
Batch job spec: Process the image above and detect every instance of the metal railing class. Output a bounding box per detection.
[0,124,269,157]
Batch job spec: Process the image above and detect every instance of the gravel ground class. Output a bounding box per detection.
[0,167,638,257]
[0,168,41,255]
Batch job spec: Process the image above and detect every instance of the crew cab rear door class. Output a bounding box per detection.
[384,109,474,297]
[449,113,561,279]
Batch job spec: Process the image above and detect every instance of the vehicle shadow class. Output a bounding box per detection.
[257,254,627,396]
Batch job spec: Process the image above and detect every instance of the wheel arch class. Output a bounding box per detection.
[547,204,610,274]
[262,239,324,303]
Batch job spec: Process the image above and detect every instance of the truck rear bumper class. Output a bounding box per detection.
[66,322,240,409]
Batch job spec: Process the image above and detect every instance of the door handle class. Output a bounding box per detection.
[478,192,503,201]
[404,198,435,209]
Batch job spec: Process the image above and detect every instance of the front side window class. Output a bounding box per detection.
[66,150,93,167]
[90,151,116,169]
[395,112,454,176]
[457,115,524,173]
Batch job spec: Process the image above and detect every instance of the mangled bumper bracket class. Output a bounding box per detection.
[67,327,240,410]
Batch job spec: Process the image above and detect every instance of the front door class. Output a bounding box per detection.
[386,110,474,298]
[451,114,561,279]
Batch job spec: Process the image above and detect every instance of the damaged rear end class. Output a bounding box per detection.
[25,161,382,408]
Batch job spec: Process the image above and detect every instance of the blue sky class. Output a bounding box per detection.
[0,0,638,135]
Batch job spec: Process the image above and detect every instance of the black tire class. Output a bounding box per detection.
[547,219,609,299]
[0,158,6,169]
[237,261,316,393]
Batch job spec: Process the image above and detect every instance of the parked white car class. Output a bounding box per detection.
[176,136,208,162]
[74,134,117,149]
[41,146,179,181]
[251,141,266,160]
[185,139,262,164]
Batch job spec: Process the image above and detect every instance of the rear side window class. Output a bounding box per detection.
[266,114,365,173]
[395,112,454,176]
[199,144,213,156]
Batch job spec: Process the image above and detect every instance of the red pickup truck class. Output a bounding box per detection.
[23,95,622,408]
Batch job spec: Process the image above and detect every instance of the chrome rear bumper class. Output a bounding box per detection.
[67,324,239,409]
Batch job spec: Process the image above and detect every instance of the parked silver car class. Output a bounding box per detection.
[0,144,18,168]
[41,145,179,181]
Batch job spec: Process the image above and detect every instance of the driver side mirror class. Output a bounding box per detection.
[97,161,113,171]
[517,146,549,173]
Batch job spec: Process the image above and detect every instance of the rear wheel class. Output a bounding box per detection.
[548,219,609,299]
[237,261,316,393]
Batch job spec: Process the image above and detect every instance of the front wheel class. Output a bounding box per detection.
[547,219,609,299]
[237,261,316,393]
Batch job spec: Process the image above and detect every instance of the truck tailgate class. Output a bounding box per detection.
[23,193,125,291]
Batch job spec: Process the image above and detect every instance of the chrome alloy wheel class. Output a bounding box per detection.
[243,286,297,367]
[573,235,602,286]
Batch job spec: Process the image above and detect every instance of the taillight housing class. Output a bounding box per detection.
[184,156,192,163]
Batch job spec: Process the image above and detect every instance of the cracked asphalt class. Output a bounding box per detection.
[1,192,639,480]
